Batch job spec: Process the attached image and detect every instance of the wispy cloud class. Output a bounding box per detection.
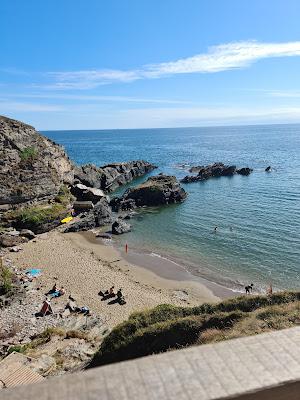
[0,100,63,112]
[3,93,193,105]
[44,40,300,89]
[265,90,300,98]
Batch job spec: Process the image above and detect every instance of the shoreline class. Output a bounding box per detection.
[9,230,224,329]
[81,231,237,299]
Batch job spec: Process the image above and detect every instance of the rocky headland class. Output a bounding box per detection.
[0,116,158,236]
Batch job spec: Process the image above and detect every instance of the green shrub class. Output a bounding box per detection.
[13,203,67,232]
[55,185,74,205]
[0,265,13,295]
[90,291,300,369]
[91,311,244,367]
[19,146,37,161]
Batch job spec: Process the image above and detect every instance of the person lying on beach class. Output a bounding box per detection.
[49,286,66,298]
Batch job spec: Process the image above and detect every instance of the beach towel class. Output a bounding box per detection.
[26,268,41,277]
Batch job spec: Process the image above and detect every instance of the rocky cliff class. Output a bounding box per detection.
[74,161,157,192]
[0,116,74,206]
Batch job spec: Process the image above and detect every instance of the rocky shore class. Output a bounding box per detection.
[181,162,253,183]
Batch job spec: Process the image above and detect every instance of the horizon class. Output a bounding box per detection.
[2,0,300,130]
[40,120,300,133]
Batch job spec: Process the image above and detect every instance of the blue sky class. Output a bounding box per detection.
[1,0,300,130]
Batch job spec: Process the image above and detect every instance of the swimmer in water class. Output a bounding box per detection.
[214,226,218,233]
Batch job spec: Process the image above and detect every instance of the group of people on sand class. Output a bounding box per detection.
[38,279,91,317]
[99,286,126,305]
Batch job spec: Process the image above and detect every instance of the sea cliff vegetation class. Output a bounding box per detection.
[90,291,300,367]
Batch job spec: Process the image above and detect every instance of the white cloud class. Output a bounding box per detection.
[45,40,300,89]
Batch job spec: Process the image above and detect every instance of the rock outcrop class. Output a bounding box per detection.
[117,175,187,207]
[112,219,131,235]
[64,198,112,232]
[71,184,107,204]
[74,161,157,193]
[0,115,74,206]
[181,163,253,183]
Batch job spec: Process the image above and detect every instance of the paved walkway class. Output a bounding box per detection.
[2,327,300,399]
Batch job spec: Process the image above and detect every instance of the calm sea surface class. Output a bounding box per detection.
[44,125,300,292]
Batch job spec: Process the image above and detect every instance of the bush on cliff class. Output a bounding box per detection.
[12,203,67,233]
[90,292,300,368]
[19,146,38,162]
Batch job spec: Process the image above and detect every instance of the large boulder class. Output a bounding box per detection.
[65,198,112,232]
[112,219,131,235]
[71,183,107,204]
[122,175,187,206]
[0,115,74,206]
[74,161,157,192]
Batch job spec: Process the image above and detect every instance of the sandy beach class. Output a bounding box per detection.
[9,231,223,328]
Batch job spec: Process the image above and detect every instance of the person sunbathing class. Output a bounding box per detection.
[99,286,116,299]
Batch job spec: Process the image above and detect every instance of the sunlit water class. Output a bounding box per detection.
[44,124,300,292]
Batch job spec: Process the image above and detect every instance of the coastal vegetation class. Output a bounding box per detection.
[11,203,68,233]
[19,146,38,162]
[0,263,13,295]
[91,291,300,367]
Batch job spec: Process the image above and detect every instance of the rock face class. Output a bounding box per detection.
[0,115,74,206]
[74,161,157,193]
[112,219,131,235]
[64,198,112,232]
[120,175,187,207]
[182,163,253,183]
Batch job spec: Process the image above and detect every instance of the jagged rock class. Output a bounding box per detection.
[74,160,157,192]
[0,115,74,206]
[110,197,136,212]
[237,167,253,176]
[6,230,20,237]
[19,229,36,240]
[71,184,108,204]
[0,234,28,248]
[122,175,187,206]
[182,163,252,183]
[64,198,112,232]
[112,219,131,235]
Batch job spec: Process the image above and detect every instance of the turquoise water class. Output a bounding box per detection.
[44,125,300,292]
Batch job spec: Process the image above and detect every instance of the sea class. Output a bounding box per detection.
[44,124,300,293]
